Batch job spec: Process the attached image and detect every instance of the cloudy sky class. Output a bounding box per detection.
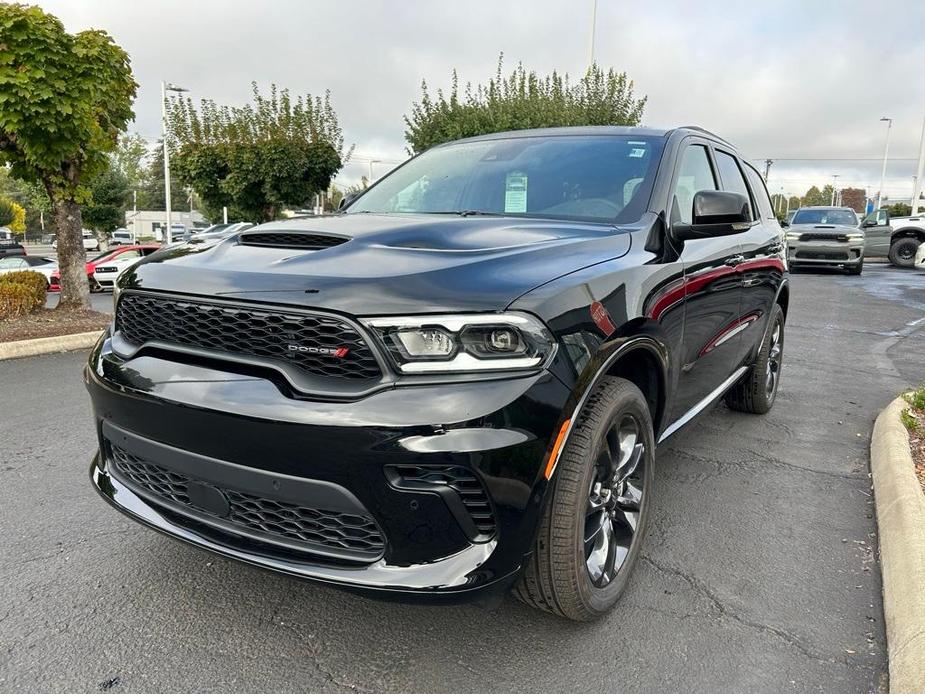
[36,0,925,202]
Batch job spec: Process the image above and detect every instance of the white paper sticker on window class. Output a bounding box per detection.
[629,148,646,158]
[505,172,528,213]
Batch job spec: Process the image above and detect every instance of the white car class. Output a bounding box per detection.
[91,246,161,291]
[109,229,136,246]
[0,255,58,288]
[915,239,925,272]
[52,230,100,251]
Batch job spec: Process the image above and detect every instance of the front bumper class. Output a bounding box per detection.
[787,239,864,267]
[86,335,570,599]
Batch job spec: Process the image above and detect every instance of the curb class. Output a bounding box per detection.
[870,395,925,694]
[0,330,103,361]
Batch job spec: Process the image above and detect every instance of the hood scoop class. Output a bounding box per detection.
[813,225,836,229]
[239,230,349,250]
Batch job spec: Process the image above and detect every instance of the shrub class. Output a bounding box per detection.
[0,271,47,319]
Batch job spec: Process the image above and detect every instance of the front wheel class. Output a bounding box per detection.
[846,259,863,275]
[888,237,920,268]
[515,377,654,621]
[725,304,784,414]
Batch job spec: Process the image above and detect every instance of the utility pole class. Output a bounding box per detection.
[831,175,839,205]
[588,0,598,68]
[877,117,893,210]
[763,159,773,181]
[912,116,925,215]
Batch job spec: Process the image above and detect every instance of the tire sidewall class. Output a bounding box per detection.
[890,238,920,268]
[558,380,655,616]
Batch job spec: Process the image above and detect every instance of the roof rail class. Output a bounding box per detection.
[676,125,734,147]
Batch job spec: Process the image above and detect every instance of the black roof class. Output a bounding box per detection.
[441,125,734,147]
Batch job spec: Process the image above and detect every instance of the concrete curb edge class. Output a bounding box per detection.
[0,331,103,361]
[870,395,925,694]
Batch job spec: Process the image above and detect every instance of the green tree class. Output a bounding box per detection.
[83,162,129,233]
[113,133,149,189]
[167,83,348,222]
[404,56,647,154]
[135,142,189,212]
[1,166,50,238]
[801,185,832,207]
[0,4,136,309]
[885,202,912,217]
[0,197,18,227]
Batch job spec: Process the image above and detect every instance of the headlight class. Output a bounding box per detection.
[362,313,556,373]
[846,232,864,240]
[785,232,801,241]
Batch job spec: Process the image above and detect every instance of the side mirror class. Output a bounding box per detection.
[780,219,790,228]
[862,219,876,228]
[338,191,361,210]
[673,190,751,241]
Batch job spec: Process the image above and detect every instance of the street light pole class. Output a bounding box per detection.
[161,81,188,245]
[831,174,839,205]
[367,159,381,183]
[912,116,925,215]
[876,117,893,210]
[588,0,598,68]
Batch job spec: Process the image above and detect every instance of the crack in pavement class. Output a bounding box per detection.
[640,555,872,670]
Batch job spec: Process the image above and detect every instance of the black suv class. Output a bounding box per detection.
[87,126,788,620]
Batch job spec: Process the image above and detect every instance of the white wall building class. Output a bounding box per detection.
[124,210,207,241]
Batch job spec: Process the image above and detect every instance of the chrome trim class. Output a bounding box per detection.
[657,366,748,443]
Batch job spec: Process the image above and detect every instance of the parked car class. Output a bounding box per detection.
[0,255,57,288]
[915,239,925,273]
[785,206,864,274]
[49,244,161,292]
[91,245,162,291]
[0,241,26,259]
[88,126,788,621]
[110,229,136,246]
[52,230,100,252]
[861,211,925,268]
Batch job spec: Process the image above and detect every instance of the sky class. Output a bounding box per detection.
[34,0,925,203]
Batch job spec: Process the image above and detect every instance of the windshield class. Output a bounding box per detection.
[348,134,665,224]
[791,208,858,226]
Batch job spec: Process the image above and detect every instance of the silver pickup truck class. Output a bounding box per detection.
[860,210,925,267]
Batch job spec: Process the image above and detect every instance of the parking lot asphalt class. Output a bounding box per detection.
[1,264,923,693]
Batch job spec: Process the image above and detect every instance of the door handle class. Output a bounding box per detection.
[725,255,745,267]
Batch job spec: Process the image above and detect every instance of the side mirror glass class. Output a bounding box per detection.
[673,190,751,241]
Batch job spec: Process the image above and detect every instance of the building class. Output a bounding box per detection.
[124,210,208,241]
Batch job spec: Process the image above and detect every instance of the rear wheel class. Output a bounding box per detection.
[725,304,784,414]
[515,377,654,621]
[888,237,920,268]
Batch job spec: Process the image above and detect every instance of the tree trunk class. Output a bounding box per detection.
[52,196,90,311]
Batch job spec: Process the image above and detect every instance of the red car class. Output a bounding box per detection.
[49,244,161,292]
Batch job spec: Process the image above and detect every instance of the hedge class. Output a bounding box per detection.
[0,270,47,319]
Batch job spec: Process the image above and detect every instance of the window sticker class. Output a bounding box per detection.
[505,171,528,213]
[629,148,646,158]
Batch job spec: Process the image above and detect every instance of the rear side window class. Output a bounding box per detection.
[714,151,754,220]
[744,164,776,220]
[672,145,717,224]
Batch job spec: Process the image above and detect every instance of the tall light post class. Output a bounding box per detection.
[831,174,839,205]
[161,81,188,244]
[876,117,892,210]
[367,159,381,184]
[912,116,925,215]
[588,0,598,67]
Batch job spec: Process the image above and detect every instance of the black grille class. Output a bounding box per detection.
[796,251,849,260]
[387,464,496,539]
[116,293,381,381]
[799,233,848,242]
[239,232,348,250]
[109,444,386,557]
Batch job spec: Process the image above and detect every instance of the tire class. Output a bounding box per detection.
[725,303,784,414]
[846,259,863,275]
[888,237,920,268]
[514,377,654,621]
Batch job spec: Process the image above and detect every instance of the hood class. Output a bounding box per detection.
[125,214,632,315]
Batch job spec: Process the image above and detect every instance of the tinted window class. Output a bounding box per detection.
[349,135,666,224]
[792,209,858,225]
[715,151,753,220]
[743,164,776,220]
[672,145,717,224]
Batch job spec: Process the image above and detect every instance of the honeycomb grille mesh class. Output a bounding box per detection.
[116,293,381,381]
[390,464,496,537]
[239,232,348,250]
[109,444,385,556]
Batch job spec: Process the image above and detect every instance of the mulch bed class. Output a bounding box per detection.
[0,309,110,342]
